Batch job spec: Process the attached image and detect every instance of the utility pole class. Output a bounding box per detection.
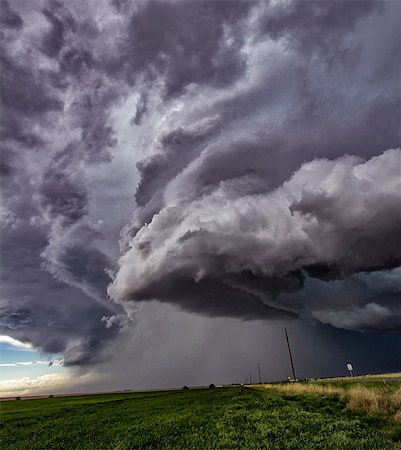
[250,372,252,384]
[258,363,262,384]
[285,328,297,381]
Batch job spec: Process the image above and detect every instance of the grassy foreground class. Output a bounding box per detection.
[1,387,400,449]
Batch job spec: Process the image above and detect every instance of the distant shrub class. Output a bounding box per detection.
[182,386,189,390]
[15,397,21,400]
[209,384,215,389]
[48,395,54,398]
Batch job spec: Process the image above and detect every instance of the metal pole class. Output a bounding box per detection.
[258,363,262,384]
[285,328,297,381]
[250,373,252,384]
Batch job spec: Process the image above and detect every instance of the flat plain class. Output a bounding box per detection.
[1,384,401,449]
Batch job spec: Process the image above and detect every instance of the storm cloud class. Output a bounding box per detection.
[109,0,401,332]
[110,149,401,328]
[1,0,400,376]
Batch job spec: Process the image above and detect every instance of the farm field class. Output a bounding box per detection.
[1,385,400,449]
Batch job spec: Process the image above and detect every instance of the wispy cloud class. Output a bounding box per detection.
[0,335,33,350]
[0,359,64,367]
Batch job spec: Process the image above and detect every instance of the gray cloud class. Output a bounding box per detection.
[0,0,128,363]
[313,303,398,331]
[111,0,252,96]
[0,219,120,364]
[0,53,62,116]
[258,0,382,59]
[39,167,88,224]
[109,0,400,335]
[120,0,399,250]
[1,0,23,30]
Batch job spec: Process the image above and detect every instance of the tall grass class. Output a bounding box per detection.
[259,383,401,421]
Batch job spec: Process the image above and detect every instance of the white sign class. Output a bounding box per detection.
[347,363,353,371]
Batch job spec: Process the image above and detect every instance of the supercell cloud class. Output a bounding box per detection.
[110,149,401,327]
[1,0,400,369]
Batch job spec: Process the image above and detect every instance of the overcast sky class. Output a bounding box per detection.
[1,0,400,395]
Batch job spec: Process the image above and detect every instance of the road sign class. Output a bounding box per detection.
[347,363,353,371]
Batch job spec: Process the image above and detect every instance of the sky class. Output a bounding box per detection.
[0,0,400,396]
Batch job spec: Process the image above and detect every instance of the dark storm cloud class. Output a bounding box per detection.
[110,0,401,332]
[121,273,299,321]
[1,0,400,374]
[39,167,88,223]
[135,123,219,207]
[0,0,128,363]
[0,146,15,177]
[41,7,66,57]
[40,2,78,58]
[112,0,252,96]
[0,52,62,115]
[110,149,401,326]
[41,222,114,301]
[0,220,119,365]
[259,0,382,58]
[130,93,147,126]
[1,0,23,30]
[0,49,62,149]
[122,0,399,250]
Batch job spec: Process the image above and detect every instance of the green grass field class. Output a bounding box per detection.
[1,387,400,449]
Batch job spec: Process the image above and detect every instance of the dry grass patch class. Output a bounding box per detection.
[259,383,401,421]
[347,386,401,416]
[259,383,343,396]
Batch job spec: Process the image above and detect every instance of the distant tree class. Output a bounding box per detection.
[182,385,189,390]
[209,384,215,389]
[48,395,54,398]
[15,396,21,400]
